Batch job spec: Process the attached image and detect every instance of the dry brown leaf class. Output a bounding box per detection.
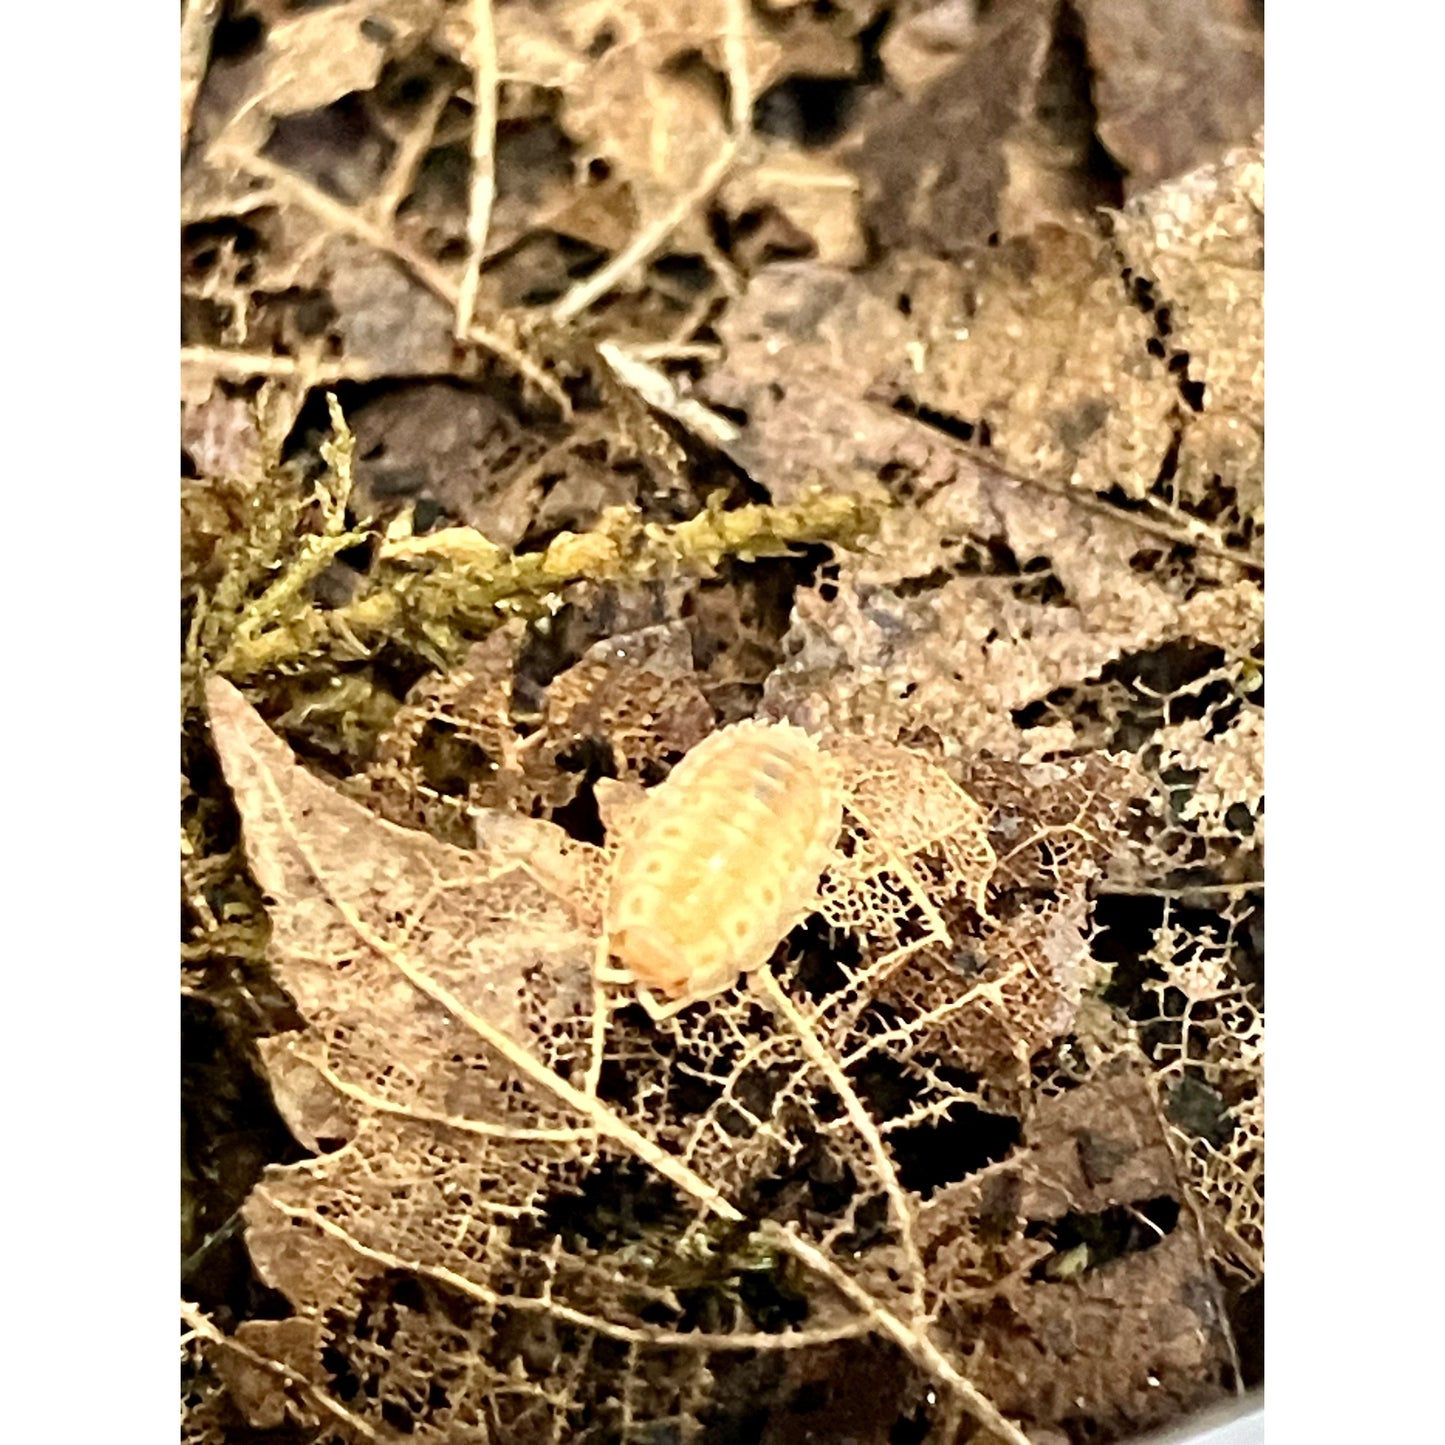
[764,470,1250,759]
[181,382,265,482]
[211,1317,325,1430]
[903,225,1179,503]
[182,7,1264,1435]
[1157,708,1264,835]
[906,142,1264,534]
[347,381,550,544]
[204,675,595,1054]
[854,0,1057,254]
[322,237,460,373]
[215,0,441,151]
[705,128,1264,553]
[181,204,460,379]
[1076,0,1263,191]
[878,1,986,100]
[697,259,928,501]
[1111,138,1265,527]
[917,1067,1233,1436]
[697,228,1261,758]
[486,0,780,247]
[721,140,867,267]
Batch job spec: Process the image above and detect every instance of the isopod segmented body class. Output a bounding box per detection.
[602,720,844,1011]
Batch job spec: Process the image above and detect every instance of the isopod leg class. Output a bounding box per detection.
[594,964,637,986]
[636,984,697,1024]
[593,932,637,987]
[586,935,615,1096]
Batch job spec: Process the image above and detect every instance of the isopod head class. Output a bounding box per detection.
[608,923,697,998]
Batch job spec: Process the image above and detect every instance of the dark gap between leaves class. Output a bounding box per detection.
[1028,1196,1181,1280]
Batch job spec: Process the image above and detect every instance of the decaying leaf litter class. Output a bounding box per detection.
[180,2,1262,1441]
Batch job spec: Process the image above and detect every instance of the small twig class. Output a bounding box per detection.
[182,345,389,385]
[1124,1203,1167,1241]
[755,1224,1033,1445]
[586,940,613,1099]
[455,0,499,338]
[625,341,723,362]
[598,341,741,446]
[1009,465,1260,571]
[297,1050,598,1145]
[180,1300,381,1440]
[839,960,1031,1071]
[181,1209,245,1283]
[211,144,569,410]
[552,141,744,325]
[1098,880,1263,900]
[179,0,225,156]
[551,0,754,324]
[696,229,745,299]
[374,82,454,222]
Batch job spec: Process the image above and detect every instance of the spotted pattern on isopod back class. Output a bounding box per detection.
[603,720,844,1002]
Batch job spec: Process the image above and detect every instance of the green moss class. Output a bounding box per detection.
[219,487,881,681]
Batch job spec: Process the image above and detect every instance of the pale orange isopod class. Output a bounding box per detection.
[598,720,844,1017]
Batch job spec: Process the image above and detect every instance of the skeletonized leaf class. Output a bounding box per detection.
[203,677,1126,1440]
[205,675,597,1136]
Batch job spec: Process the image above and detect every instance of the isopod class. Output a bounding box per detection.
[598,720,844,1017]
